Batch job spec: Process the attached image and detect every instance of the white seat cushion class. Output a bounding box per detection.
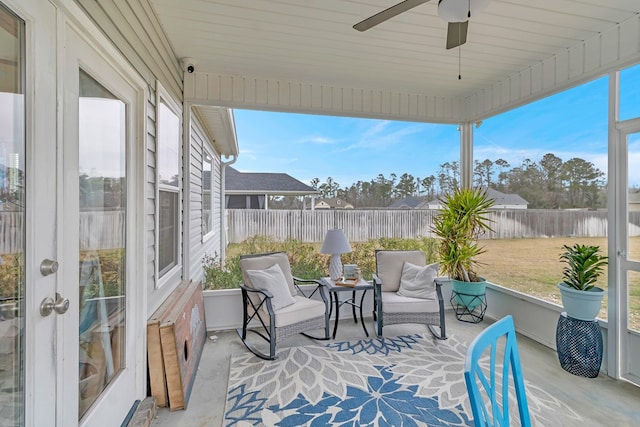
[381,291,440,314]
[397,262,438,299]
[274,295,326,328]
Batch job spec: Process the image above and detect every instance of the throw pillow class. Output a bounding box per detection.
[245,263,296,310]
[397,261,439,299]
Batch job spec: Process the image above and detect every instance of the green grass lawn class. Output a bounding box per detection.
[477,236,640,329]
[225,235,640,330]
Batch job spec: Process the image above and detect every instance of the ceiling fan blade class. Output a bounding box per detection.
[446,21,468,49]
[353,0,432,32]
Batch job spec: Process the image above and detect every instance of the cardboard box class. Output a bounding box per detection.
[147,280,206,410]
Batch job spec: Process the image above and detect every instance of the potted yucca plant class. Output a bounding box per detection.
[558,243,608,321]
[431,187,494,318]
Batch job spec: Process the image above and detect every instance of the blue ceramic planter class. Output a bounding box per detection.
[451,278,487,311]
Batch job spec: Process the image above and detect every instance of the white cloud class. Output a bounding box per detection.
[238,148,257,161]
[337,121,431,153]
[308,136,336,144]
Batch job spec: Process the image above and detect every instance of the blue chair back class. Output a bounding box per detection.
[463,315,531,427]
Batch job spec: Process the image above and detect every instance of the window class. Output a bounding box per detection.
[202,148,213,237]
[473,76,609,320]
[78,69,127,416]
[156,84,181,280]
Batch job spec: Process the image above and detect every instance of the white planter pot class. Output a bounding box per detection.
[203,288,243,331]
[557,283,604,321]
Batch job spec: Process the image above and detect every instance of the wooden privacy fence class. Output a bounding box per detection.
[2,209,639,253]
[0,211,22,254]
[0,210,125,254]
[227,209,640,243]
[227,209,438,243]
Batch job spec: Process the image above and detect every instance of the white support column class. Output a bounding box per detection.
[183,102,192,283]
[220,155,237,267]
[607,70,621,379]
[460,122,474,189]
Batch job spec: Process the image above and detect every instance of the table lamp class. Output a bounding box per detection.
[320,228,352,281]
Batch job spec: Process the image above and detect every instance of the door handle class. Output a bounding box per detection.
[40,293,70,317]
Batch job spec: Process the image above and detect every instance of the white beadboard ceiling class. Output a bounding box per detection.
[150,0,639,119]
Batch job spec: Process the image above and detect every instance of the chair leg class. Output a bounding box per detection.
[430,285,447,340]
[301,331,330,341]
[426,308,447,339]
[235,328,277,360]
[428,324,447,340]
[373,301,383,337]
[376,315,383,337]
[236,293,278,360]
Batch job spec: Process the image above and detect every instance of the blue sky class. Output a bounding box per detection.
[232,65,640,189]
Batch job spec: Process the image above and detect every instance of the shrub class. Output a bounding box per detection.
[202,235,438,290]
[202,236,327,289]
[0,253,23,300]
[202,252,242,290]
[343,237,438,280]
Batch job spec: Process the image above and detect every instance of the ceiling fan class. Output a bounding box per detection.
[353,0,490,50]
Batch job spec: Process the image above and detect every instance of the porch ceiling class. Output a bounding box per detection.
[150,0,638,123]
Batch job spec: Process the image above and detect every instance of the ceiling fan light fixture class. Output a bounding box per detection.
[438,0,490,22]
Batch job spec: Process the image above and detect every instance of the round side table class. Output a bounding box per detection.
[555,312,603,378]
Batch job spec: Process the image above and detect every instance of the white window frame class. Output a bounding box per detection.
[202,143,215,242]
[155,81,183,288]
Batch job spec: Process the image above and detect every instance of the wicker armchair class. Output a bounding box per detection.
[236,252,330,360]
[373,250,446,339]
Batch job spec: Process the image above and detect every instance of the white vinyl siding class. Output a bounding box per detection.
[188,113,222,282]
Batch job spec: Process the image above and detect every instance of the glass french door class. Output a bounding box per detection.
[1,1,62,425]
[61,26,142,426]
[0,4,25,426]
[618,126,640,385]
[0,0,146,423]
[2,2,144,425]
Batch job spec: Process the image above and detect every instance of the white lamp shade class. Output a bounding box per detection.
[320,229,352,255]
[438,0,491,22]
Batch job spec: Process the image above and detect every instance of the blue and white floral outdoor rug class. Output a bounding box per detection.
[224,334,582,426]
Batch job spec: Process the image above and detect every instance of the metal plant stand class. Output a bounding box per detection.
[449,290,487,323]
[556,312,603,378]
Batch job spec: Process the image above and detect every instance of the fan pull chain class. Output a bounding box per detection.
[458,21,462,80]
[458,45,462,80]
[468,0,471,18]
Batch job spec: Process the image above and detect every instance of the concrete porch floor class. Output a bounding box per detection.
[151,310,640,427]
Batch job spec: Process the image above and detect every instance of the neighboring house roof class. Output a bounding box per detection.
[484,188,528,207]
[315,197,354,209]
[224,166,319,195]
[426,188,528,209]
[388,196,427,209]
